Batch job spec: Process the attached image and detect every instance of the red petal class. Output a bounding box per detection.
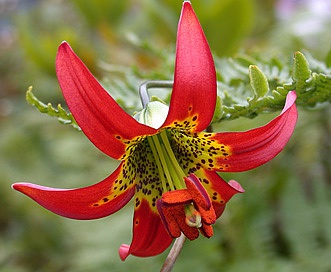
[212,91,298,172]
[12,162,135,219]
[56,42,157,160]
[162,1,217,132]
[197,169,244,218]
[119,199,172,260]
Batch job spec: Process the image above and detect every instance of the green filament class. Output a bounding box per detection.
[147,131,187,192]
[147,136,168,192]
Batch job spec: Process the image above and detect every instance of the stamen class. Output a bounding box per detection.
[161,148,184,190]
[160,131,187,179]
[147,137,168,192]
[150,135,176,191]
[147,130,189,192]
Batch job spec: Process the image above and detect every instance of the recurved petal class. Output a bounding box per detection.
[119,199,173,260]
[211,91,298,172]
[162,1,217,132]
[56,42,157,160]
[196,169,244,218]
[12,162,135,220]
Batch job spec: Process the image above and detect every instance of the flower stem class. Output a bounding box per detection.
[160,233,186,272]
[139,80,174,108]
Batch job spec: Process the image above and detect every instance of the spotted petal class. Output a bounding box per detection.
[12,162,135,219]
[211,91,298,172]
[56,42,157,160]
[119,199,172,260]
[119,139,174,260]
[196,169,244,218]
[162,1,217,132]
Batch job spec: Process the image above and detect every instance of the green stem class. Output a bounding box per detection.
[139,80,174,108]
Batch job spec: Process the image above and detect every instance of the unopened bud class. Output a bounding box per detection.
[134,100,169,129]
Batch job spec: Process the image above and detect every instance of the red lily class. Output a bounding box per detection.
[12,1,297,260]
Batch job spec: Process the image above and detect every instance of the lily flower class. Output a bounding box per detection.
[12,1,297,260]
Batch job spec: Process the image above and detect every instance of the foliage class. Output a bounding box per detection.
[27,49,331,127]
[26,87,80,131]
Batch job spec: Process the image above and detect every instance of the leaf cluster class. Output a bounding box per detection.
[26,48,331,129]
[214,51,331,121]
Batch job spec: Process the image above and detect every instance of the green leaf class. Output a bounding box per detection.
[214,51,331,122]
[26,87,81,131]
[212,96,223,123]
[249,65,269,99]
[292,51,312,90]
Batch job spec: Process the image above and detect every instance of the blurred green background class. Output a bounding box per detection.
[1,0,331,271]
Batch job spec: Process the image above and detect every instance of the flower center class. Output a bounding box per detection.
[135,100,188,190]
[147,130,209,233]
[135,99,210,232]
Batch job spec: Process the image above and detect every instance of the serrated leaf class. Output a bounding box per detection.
[249,65,269,98]
[292,51,312,88]
[26,87,81,131]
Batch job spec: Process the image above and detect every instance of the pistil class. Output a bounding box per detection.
[184,204,202,228]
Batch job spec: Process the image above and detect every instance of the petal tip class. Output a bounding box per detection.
[119,244,130,261]
[228,180,245,193]
[287,90,297,103]
[11,182,29,192]
[58,41,70,51]
[11,183,18,190]
[281,91,297,114]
